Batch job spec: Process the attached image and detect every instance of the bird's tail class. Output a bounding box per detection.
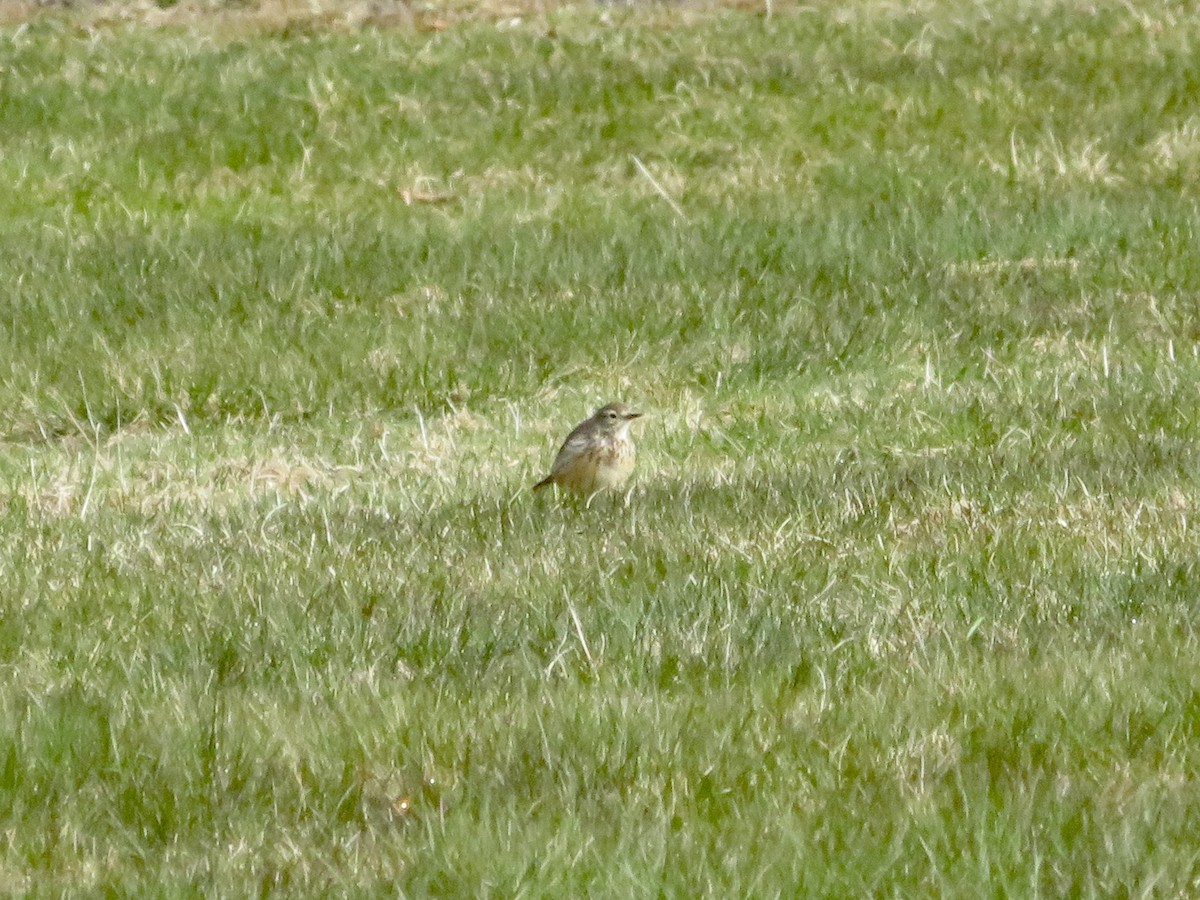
[532,476,554,491]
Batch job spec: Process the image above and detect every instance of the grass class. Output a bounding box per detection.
[3,0,1200,894]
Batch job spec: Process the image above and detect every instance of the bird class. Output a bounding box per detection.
[533,402,643,497]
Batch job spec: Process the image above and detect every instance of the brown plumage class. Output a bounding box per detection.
[533,402,643,496]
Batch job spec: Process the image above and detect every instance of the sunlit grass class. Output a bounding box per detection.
[3,0,1200,895]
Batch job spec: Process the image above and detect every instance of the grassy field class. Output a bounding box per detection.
[3,0,1200,894]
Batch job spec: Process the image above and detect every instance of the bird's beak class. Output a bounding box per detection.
[627,411,643,419]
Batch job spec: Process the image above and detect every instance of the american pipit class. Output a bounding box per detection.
[533,402,643,497]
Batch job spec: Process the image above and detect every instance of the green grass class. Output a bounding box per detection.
[4,0,1200,894]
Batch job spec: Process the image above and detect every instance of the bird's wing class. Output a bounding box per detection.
[549,424,593,475]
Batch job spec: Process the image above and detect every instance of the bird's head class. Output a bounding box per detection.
[593,402,643,435]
